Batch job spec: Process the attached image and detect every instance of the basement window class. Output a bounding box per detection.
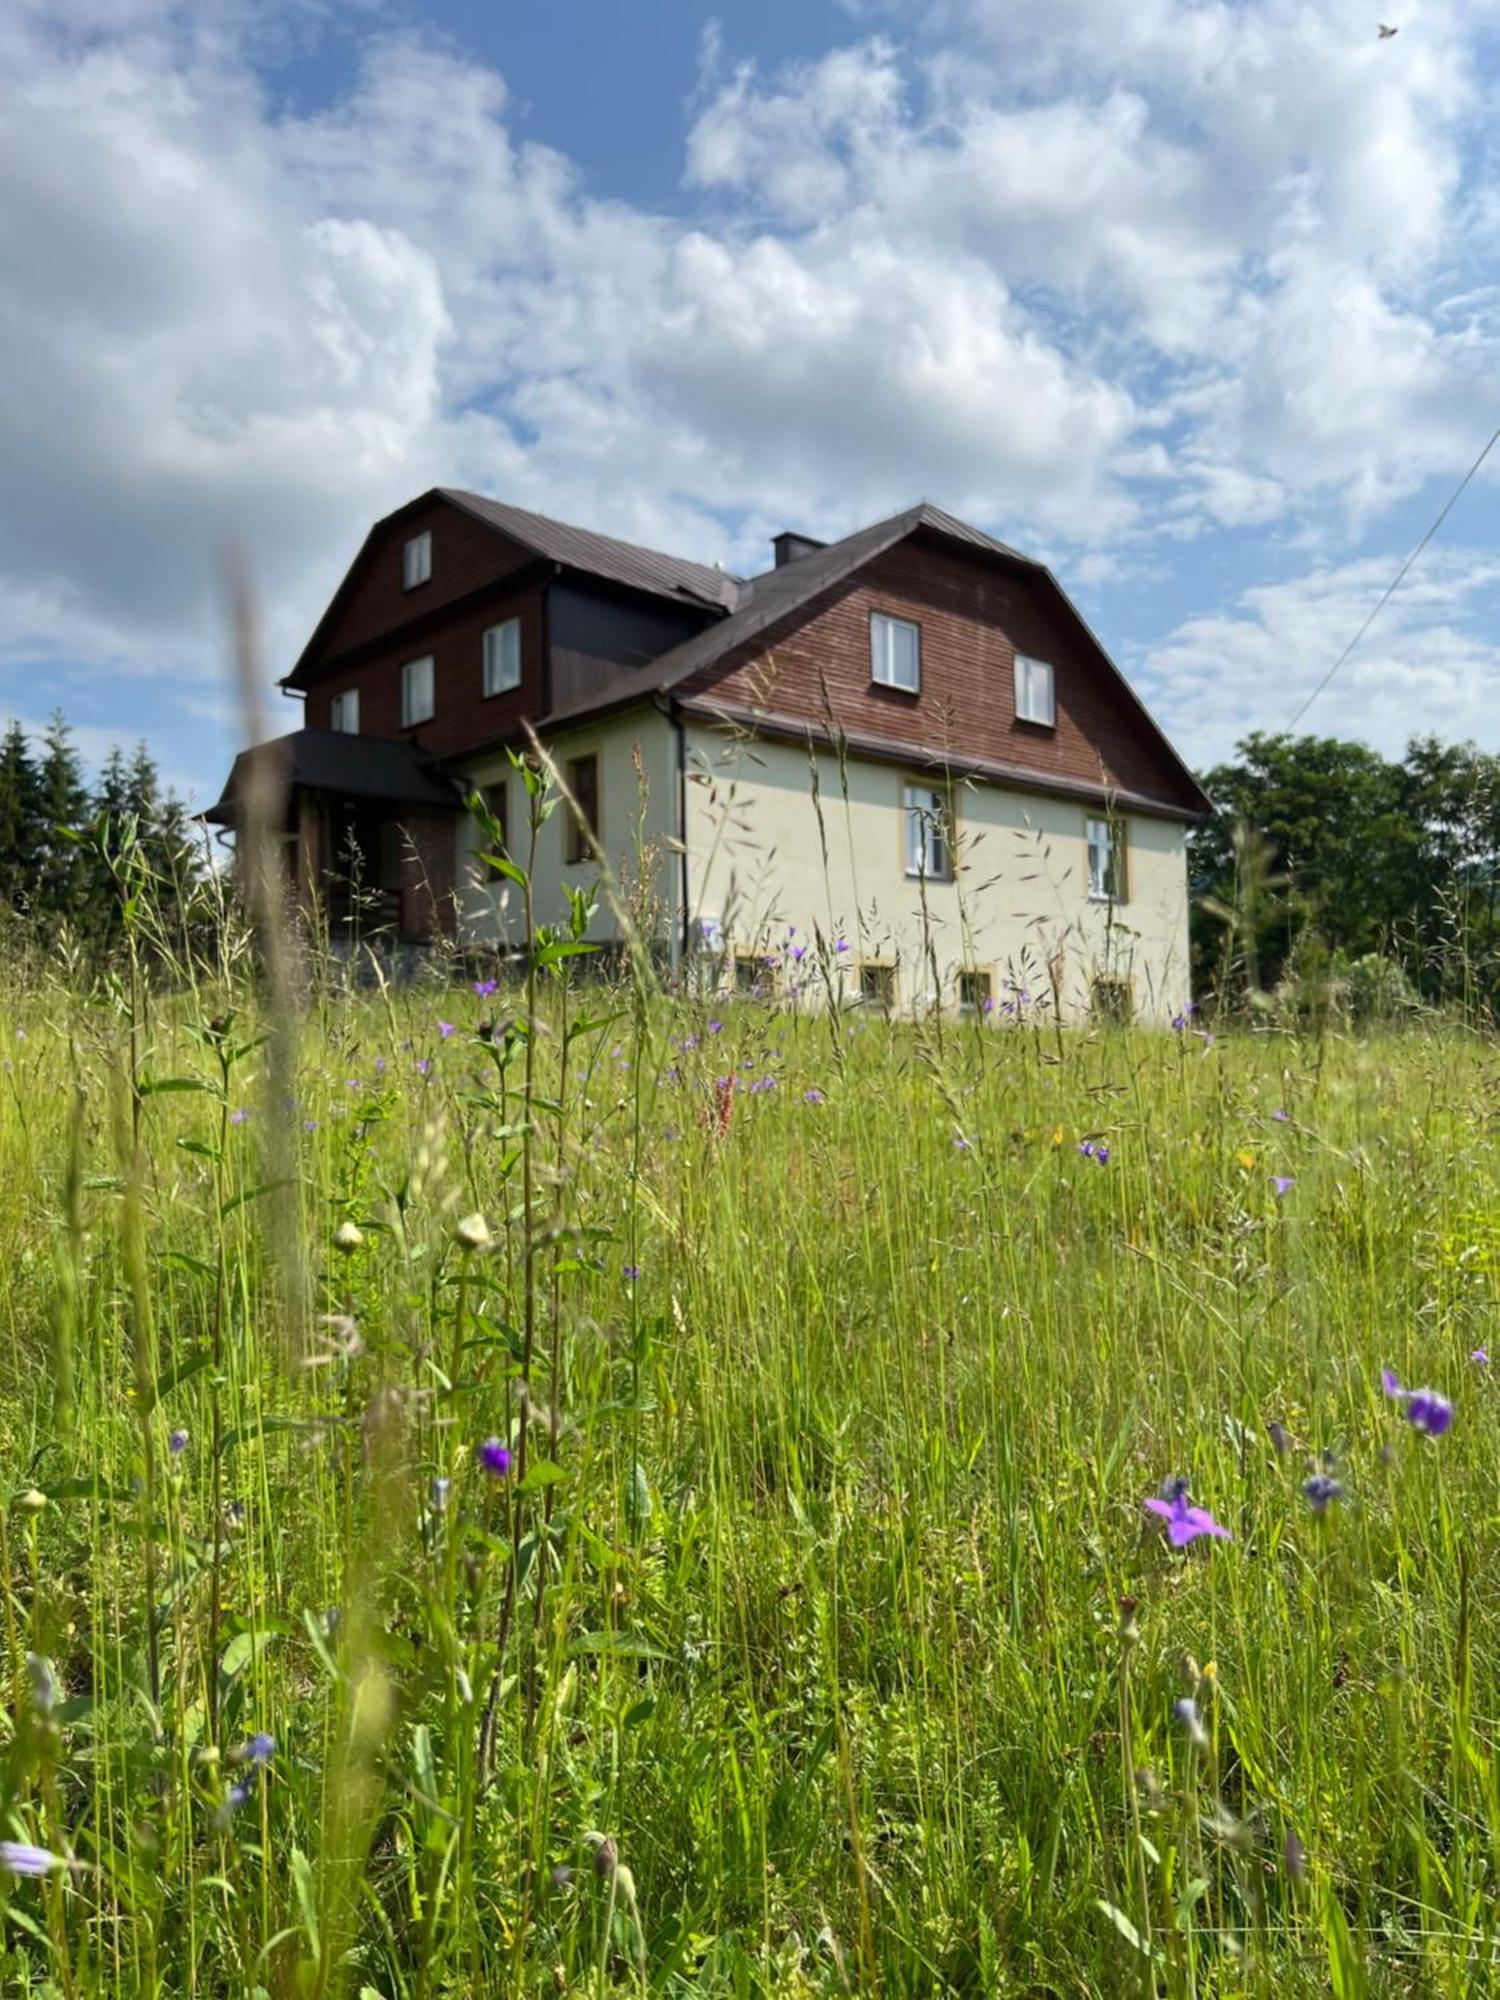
[957,968,993,1014]
[858,961,897,1012]
[403,531,432,590]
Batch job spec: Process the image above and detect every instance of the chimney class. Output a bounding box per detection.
[772,530,826,569]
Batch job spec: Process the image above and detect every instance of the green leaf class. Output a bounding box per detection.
[1093,1900,1154,1959]
[518,1459,565,1493]
[569,1632,668,1662]
[221,1179,293,1218]
[160,1251,216,1285]
[155,1347,212,1400]
[140,1076,211,1096]
[482,853,529,889]
[220,1626,283,1682]
[289,1846,321,1960]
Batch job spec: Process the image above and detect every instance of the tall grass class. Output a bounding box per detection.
[1,813,1498,1997]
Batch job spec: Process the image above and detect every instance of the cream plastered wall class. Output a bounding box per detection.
[680,725,1193,1020]
[451,706,680,949]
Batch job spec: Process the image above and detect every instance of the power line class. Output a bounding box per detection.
[1286,422,1500,731]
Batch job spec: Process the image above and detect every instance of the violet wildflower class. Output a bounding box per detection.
[1381,1367,1404,1400]
[1094,1144,1110,1166]
[478,1438,513,1478]
[438,1021,456,1040]
[804,1088,826,1104]
[1272,1108,1291,1124]
[1078,1140,1095,1158]
[242,1732,275,1767]
[303,1119,318,1134]
[1472,1348,1489,1365]
[416,1058,432,1078]
[1406,1388,1453,1436]
[1171,1013,1189,1033]
[707,1018,722,1034]
[1270,1175,1296,1196]
[374,1056,387,1075]
[1302,1473,1342,1513]
[168,1428,190,1455]
[1145,1480,1231,1547]
[230,1107,249,1126]
[622,1263,640,1282]
[749,1075,776,1094]
[474,978,498,998]
[0,1842,62,1877]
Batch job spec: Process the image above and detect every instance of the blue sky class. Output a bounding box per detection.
[4,0,1500,807]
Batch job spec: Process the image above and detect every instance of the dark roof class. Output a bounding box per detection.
[202,729,461,826]
[440,489,741,612]
[524,502,1206,815]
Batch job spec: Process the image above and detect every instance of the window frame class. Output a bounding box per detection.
[482,777,508,857]
[1015,653,1056,728]
[957,967,993,1015]
[1091,975,1134,1026]
[329,688,360,735]
[564,752,600,865]
[869,611,922,694]
[482,617,522,698]
[902,780,953,882]
[857,958,898,1012]
[400,655,436,729]
[403,531,432,591]
[1086,813,1127,904]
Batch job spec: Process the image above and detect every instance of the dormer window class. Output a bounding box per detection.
[1015,653,1055,726]
[403,530,432,590]
[870,612,921,692]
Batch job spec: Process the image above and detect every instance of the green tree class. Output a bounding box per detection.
[0,720,42,911]
[35,711,92,925]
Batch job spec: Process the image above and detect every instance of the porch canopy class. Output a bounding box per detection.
[202,727,460,828]
[204,728,464,940]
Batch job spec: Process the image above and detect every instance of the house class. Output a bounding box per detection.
[205,490,1209,1019]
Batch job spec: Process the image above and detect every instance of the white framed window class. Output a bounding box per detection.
[483,618,522,697]
[403,531,432,590]
[904,783,951,881]
[871,612,921,692]
[401,655,435,728]
[1015,653,1055,726]
[329,689,359,734]
[1087,815,1126,902]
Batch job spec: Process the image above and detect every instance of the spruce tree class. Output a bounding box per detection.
[36,712,91,924]
[0,721,41,912]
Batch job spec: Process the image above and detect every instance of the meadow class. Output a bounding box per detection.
[1,883,1497,1996]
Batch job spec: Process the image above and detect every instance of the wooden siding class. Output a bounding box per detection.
[549,580,712,714]
[304,580,546,759]
[680,537,1190,806]
[309,495,539,669]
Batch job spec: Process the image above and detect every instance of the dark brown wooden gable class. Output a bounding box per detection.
[679,532,1200,812]
[288,493,540,686]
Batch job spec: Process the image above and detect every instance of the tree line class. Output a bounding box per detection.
[1189,731,1500,1016]
[0,712,203,948]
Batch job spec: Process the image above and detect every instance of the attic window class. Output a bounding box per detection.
[403,531,432,590]
[1015,654,1055,726]
[871,612,921,693]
